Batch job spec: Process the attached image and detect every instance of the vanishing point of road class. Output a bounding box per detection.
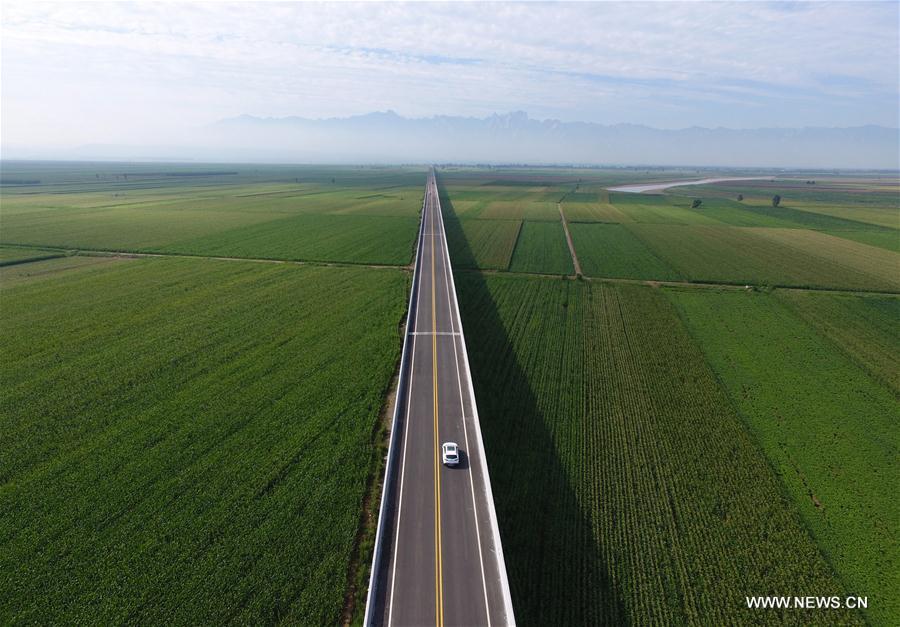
[364,170,515,626]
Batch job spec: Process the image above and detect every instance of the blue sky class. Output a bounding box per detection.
[2,1,898,149]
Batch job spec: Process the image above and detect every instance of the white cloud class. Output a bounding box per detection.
[1,1,897,148]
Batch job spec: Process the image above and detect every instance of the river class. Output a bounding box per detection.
[607,176,775,194]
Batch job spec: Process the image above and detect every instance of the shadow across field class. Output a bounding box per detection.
[437,175,626,625]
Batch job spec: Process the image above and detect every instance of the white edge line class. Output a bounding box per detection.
[363,180,427,627]
[434,172,491,626]
[386,256,421,625]
[432,169,517,626]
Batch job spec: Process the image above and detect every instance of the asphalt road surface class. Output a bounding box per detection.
[368,171,513,626]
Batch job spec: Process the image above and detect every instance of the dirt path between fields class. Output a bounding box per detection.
[557,202,583,276]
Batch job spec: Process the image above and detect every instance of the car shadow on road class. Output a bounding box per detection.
[447,449,469,471]
[437,173,626,625]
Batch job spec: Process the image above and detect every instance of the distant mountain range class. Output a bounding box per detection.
[6,111,898,168]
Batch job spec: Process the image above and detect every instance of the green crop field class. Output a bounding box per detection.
[455,273,857,625]
[562,196,631,223]
[824,229,900,252]
[0,255,125,286]
[685,180,900,228]
[156,214,419,265]
[668,289,898,624]
[778,291,900,392]
[569,223,681,280]
[665,197,802,228]
[479,199,560,221]
[608,193,724,225]
[447,219,521,270]
[629,224,899,290]
[750,228,899,287]
[439,169,898,625]
[0,255,408,624]
[0,163,423,265]
[3,163,897,625]
[508,221,573,275]
[678,179,900,229]
[558,179,900,288]
[438,170,898,289]
[783,199,899,230]
[441,207,522,270]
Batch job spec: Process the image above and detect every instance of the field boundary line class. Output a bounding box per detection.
[0,243,411,272]
[0,253,66,268]
[434,169,517,626]
[506,219,525,271]
[557,202,583,276]
[456,267,900,297]
[363,187,426,627]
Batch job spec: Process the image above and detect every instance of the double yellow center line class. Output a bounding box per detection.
[430,183,445,627]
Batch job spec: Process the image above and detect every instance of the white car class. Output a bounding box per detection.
[441,442,460,466]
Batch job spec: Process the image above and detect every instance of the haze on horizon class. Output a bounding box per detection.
[2,1,899,167]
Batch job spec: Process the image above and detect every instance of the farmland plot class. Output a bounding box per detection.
[778,291,900,392]
[156,214,419,265]
[749,228,899,289]
[608,193,723,225]
[668,289,899,625]
[0,257,407,625]
[824,229,900,253]
[508,221,574,275]
[783,199,899,230]
[670,192,894,231]
[456,273,856,625]
[479,200,560,221]
[681,181,900,229]
[0,205,284,252]
[443,217,521,270]
[562,200,631,223]
[0,255,126,287]
[632,224,900,290]
[568,223,681,280]
[669,197,801,228]
[0,165,423,264]
[0,199,419,266]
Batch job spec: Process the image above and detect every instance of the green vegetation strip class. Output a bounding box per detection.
[0,256,407,624]
[668,289,898,624]
[456,273,856,625]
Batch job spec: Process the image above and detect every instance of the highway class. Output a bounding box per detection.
[365,170,514,627]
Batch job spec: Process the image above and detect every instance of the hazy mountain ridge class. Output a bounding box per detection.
[4,112,897,168]
[205,111,897,168]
